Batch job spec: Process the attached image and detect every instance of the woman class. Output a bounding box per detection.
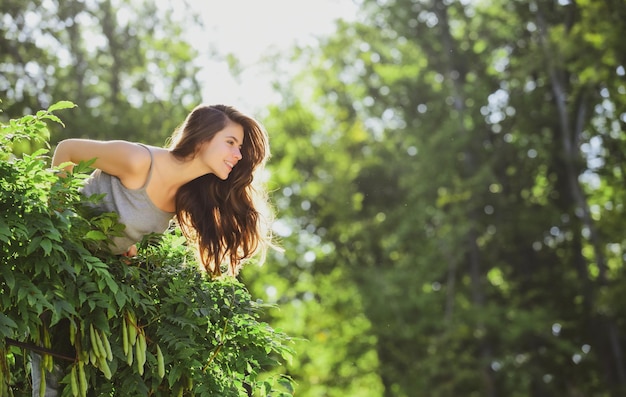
[36,104,275,396]
[52,103,273,275]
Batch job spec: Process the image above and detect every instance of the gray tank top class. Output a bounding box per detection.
[81,144,175,254]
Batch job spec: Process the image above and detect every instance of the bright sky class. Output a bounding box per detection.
[182,0,358,114]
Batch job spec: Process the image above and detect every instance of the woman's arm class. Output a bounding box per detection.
[52,139,151,182]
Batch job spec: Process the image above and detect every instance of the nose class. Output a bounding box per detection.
[233,147,242,161]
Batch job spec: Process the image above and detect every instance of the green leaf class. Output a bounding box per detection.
[40,238,53,256]
[0,221,10,242]
[103,275,119,295]
[0,312,18,337]
[3,271,15,292]
[47,101,76,112]
[113,291,126,308]
[85,230,108,240]
[27,236,43,255]
[40,113,63,126]
[51,300,77,326]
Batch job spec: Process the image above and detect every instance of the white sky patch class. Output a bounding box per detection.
[180,0,359,113]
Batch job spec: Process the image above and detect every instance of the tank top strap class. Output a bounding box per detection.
[136,143,155,189]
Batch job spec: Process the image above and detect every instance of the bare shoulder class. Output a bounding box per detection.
[101,142,154,186]
[115,142,153,172]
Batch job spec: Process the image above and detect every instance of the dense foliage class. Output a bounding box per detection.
[0,103,294,396]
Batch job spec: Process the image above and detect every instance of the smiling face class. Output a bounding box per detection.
[198,121,245,180]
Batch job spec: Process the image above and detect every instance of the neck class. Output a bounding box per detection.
[166,151,211,187]
[150,148,212,196]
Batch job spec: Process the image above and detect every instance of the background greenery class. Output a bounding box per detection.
[2,0,625,396]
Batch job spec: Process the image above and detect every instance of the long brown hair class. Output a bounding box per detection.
[168,104,273,277]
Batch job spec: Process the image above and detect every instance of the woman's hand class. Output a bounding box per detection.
[122,245,138,257]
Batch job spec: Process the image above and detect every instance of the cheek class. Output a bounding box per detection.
[199,142,216,157]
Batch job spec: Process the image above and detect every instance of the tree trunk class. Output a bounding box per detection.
[534,3,625,390]
[434,2,497,396]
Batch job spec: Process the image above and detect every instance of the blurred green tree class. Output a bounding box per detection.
[246,0,626,396]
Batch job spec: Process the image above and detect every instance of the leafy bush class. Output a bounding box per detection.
[0,102,295,396]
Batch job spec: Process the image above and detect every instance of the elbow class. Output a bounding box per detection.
[51,140,74,168]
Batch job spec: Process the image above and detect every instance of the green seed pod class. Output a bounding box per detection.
[99,356,112,380]
[156,344,165,379]
[126,342,134,366]
[70,365,79,397]
[101,331,113,362]
[122,319,129,356]
[78,362,87,397]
